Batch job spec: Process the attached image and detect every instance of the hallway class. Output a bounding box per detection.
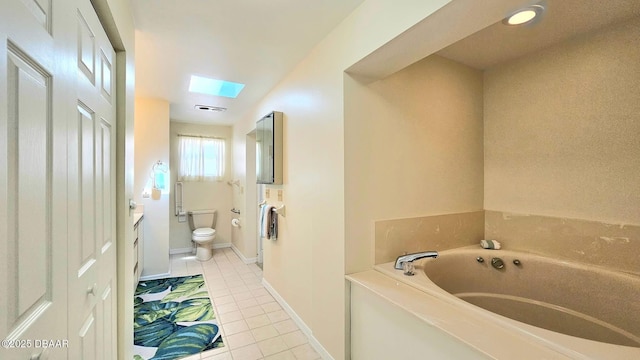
[166,249,321,360]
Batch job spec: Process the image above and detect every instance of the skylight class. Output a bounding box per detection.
[189,75,245,98]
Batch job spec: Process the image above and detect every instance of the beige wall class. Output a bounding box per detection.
[228,0,545,357]
[231,1,460,357]
[485,210,640,275]
[375,211,485,265]
[369,15,640,274]
[484,17,640,225]
[134,97,170,276]
[345,54,485,273]
[220,3,640,359]
[169,122,233,250]
[231,0,581,356]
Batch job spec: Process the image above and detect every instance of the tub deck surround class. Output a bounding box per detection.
[484,210,640,276]
[347,255,640,360]
[347,271,562,360]
[375,211,485,264]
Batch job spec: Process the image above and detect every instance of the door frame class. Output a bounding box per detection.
[89,1,136,359]
[0,0,134,358]
[245,130,261,266]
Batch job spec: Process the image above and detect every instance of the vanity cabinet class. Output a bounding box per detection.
[133,214,144,290]
[256,111,283,184]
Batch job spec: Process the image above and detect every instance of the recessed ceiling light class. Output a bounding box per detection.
[503,5,544,26]
[189,75,245,98]
[195,105,227,112]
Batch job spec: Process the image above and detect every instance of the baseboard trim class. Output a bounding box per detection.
[170,242,232,255]
[169,247,193,255]
[139,272,171,281]
[262,279,334,360]
[213,242,232,250]
[231,244,257,264]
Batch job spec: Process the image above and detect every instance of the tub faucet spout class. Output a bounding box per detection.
[394,251,438,270]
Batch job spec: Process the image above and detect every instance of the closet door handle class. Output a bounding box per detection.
[87,283,98,296]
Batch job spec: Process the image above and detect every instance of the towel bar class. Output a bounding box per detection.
[273,205,285,217]
[259,201,286,217]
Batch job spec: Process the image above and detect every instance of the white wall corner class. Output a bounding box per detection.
[231,244,257,264]
[262,279,334,360]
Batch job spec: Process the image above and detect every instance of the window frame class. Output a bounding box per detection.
[177,135,225,182]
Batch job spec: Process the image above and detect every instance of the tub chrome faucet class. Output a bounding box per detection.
[394,251,439,270]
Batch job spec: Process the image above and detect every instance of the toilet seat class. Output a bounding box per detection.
[187,210,217,261]
[194,227,216,237]
[192,227,216,245]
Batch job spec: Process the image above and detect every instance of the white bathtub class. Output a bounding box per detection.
[348,246,640,359]
[420,247,640,347]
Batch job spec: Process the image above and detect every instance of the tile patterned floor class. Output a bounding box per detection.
[168,248,322,360]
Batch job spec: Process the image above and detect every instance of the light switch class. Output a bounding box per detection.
[277,190,283,201]
[265,188,270,198]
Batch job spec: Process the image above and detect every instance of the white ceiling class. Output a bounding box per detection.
[132,0,640,125]
[437,0,640,70]
[132,0,365,125]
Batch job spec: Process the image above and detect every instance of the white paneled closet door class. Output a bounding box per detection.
[0,0,74,359]
[68,0,118,359]
[0,0,118,359]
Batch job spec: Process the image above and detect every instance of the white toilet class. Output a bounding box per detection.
[187,209,217,261]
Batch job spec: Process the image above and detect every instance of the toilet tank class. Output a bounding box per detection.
[187,209,217,230]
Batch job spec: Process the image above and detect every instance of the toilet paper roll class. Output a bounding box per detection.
[231,218,241,228]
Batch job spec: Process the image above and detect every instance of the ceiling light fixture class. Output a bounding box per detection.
[503,4,545,26]
[189,75,245,98]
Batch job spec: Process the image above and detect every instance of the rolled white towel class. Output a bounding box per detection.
[480,239,501,250]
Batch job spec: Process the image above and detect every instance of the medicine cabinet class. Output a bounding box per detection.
[256,111,283,184]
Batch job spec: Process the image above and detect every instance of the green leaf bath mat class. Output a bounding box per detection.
[133,274,225,360]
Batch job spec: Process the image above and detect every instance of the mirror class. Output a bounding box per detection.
[146,160,169,200]
[256,111,283,184]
